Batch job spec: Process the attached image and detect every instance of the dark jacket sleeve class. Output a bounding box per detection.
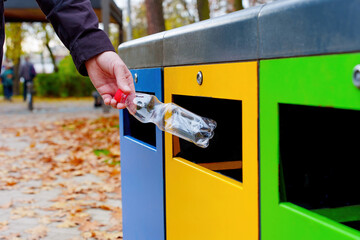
[36,0,115,76]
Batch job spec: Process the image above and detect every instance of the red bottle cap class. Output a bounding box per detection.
[114,89,128,104]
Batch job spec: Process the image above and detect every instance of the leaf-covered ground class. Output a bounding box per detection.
[0,114,123,240]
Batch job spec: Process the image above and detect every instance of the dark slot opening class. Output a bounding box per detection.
[342,221,360,231]
[279,104,360,231]
[123,92,156,147]
[172,95,242,182]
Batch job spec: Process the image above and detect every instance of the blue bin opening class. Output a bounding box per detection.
[124,91,156,147]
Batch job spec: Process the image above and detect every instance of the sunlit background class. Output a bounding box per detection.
[6,0,272,74]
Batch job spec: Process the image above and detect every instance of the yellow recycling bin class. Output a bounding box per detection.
[164,62,258,240]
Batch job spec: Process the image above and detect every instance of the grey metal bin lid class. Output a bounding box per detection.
[118,32,164,69]
[118,0,360,69]
[118,6,261,69]
[259,0,360,59]
[163,6,261,67]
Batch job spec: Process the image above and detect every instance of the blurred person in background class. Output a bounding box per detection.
[19,56,36,101]
[0,0,135,109]
[1,61,14,101]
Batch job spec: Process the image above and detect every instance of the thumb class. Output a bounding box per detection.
[114,62,133,95]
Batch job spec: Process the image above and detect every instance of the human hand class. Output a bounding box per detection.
[85,51,135,109]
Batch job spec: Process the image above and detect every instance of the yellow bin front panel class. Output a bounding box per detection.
[164,62,258,240]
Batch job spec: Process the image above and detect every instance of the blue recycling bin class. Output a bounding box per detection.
[120,68,165,240]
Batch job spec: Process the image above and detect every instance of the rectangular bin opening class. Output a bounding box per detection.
[279,103,360,231]
[123,92,156,147]
[172,95,242,182]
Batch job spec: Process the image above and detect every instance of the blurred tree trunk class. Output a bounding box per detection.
[145,0,165,34]
[45,43,58,73]
[42,23,58,73]
[41,52,45,73]
[227,0,243,12]
[12,64,21,95]
[233,0,244,11]
[197,0,210,21]
[5,23,23,95]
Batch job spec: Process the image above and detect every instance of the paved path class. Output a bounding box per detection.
[0,97,117,128]
[0,97,122,240]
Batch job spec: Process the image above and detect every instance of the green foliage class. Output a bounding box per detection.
[103,159,120,166]
[164,0,196,30]
[34,55,95,97]
[93,149,110,157]
[34,73,61,97]
[57,56,94,97]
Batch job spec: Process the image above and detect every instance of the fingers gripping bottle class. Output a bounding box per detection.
[115,89,217,148]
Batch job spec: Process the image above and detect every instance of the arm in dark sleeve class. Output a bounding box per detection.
[36,0,115,76]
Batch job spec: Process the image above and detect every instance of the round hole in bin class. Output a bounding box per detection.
[197,71,203,85]
[353,65,360,89]
[134,73,138,83]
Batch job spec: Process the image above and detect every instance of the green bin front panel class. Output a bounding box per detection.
[260,53,360,240]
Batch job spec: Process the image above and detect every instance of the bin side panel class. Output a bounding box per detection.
[167,158,246,239]
[260,53,360,240]
[164,62,258,240]
[120,68,165,240]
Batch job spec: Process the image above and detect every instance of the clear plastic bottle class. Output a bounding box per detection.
[115,89,217,148]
